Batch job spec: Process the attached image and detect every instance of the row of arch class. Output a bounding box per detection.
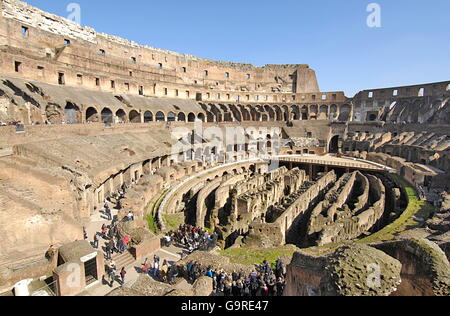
[61,102,353,125]
[199,103,352,123]
[63,103,207,124]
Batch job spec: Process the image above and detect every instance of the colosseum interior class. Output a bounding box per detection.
[0,0,448,297]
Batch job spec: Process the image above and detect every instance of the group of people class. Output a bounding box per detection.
[164,224,218,253]
[208,259,286,297]
[139,256,287,296]
[140,255,180,284]
[90,198,133,288]
[105,260,127,288]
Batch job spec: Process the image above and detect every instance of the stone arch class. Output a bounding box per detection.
[329,135,340,154]
[247,105,258,121]
[264,105,275,121]
[101,107,113,124]
[239,105,251,121]
[85,107,99,123]
[115,109,127,123]
[177,112,186,122]
[64,102,81,124]
[207,111,216,123]
[198,113,205,122]
[129,110,141,123]
[319,105,329,120]
[156,111,166,122]
[329,104,338,120]
[291,105,300,120]
[310,105,318,120]
[273,105,283,121]
[301,106,309,120]
[144,111,153,123]
[282,105,290,121]
[168,112,177,122]
[188,113,196,122]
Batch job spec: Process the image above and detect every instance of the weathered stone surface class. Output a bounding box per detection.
[192,277,214,297]
[325,244,402,296]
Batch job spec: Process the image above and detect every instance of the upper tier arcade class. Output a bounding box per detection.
[0,0,333,103]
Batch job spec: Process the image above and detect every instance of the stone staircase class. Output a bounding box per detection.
[112,251,135,269]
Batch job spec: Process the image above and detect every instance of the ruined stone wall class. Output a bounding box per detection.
[307,172,357,237]
[196,176,225,228]
[372,238,450,297]
[316,174,386,246]
[274,171,337,243]
[353,81,450,124]
[0,0,334,109]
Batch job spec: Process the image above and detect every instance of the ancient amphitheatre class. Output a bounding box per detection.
[0,0,448,297]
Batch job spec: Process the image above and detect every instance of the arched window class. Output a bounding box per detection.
[85,107,99,123]
[188,113,196,122]
[168,112,176,122]
[116,109,127,123]
[177,112,186,122]
[64,102,80,124]
[198,113,205,122]
[129,110,141,123]
[144,111,153,123]
[156,111,165,122]
[101,108,113,124]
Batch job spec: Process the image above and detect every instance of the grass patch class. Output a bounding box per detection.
[163,213,185,232]
[219,246,296,267]
[145,189,169,234]
[358,175,435,244]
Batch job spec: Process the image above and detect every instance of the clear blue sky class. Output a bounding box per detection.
[25,0,450,96]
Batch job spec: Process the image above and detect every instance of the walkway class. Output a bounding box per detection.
[81,205,184,296]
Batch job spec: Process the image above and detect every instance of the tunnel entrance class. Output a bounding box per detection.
[329,135,340,154]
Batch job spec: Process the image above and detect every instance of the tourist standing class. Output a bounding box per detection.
[120,267,127,286]
[93,233,99,249]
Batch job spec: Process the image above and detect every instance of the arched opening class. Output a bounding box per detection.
[101,108,113,124]
[156,111,166,122]
[301,106,309,120]
[291,105,300,120]
[188,113,196,122]
[85,107,99,123]
[116,109,127,123]
[310,105,318,120]
[273,106,283,121]
[264,106,275,121]
[338,105,351,121]
[129,110,141,123]
[319,105,329,120]
[64,102,80,124]
[198,113,205,122]
[177,112,186,122]
[329,135,340,154]
[168,112,176,122]
[329,105,338,120]
[144,111,153,123]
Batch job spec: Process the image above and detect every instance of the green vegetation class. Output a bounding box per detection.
[145,189,169,234]
[163,213,185,231]
[358,175,435,244]
[219,246,296,266]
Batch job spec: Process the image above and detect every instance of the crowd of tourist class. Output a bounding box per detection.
[138,256,287,296]
[163,224,218,253]
[85,197,135,288]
